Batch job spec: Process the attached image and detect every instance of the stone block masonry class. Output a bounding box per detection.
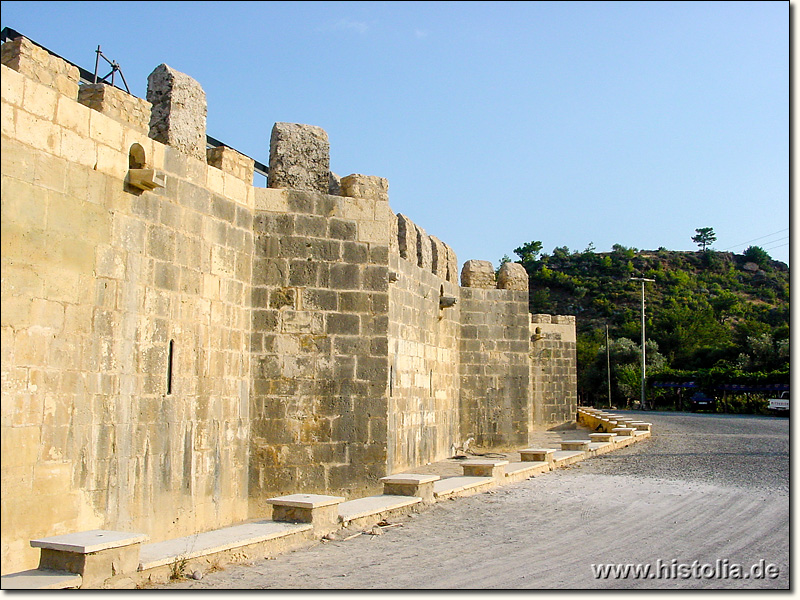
[268,122,330,194]
[146,64,207,161]
[0,32,577,577]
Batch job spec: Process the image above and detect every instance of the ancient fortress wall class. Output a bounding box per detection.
[0,35,576,575]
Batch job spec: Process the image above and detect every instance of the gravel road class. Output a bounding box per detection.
[163,411,789,590]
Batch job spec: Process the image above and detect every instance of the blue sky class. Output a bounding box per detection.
[2,1,789,265]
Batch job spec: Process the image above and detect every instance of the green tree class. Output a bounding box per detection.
[513,241,543,267]
[692,227,717,251]
[742,245,771,269]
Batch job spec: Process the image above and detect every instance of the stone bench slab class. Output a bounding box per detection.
[138,520,312,571]
[267,494,345,509]
[30,530,148,553]
[337,495,421,523]
[0,569,82,590]
[380,474,440,485]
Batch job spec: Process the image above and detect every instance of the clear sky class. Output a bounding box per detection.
[2,1,789,265]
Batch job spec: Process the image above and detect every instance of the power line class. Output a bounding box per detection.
[762,241,789,251]
[720,228,789,251]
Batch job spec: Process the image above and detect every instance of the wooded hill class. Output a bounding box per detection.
[503,243,789,409]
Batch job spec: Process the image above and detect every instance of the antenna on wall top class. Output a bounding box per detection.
[93,45,130,94]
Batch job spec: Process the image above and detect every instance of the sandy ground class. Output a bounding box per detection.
[162,411,789,590]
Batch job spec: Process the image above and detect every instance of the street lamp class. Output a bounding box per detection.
[630,277,655,410]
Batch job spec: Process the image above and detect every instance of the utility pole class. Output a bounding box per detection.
[630,277,655,410]
[606,324,612,408]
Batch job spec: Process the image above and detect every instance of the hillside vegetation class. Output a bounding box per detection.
[503,242,789,410]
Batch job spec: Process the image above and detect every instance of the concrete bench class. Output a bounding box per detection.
[560,440,590,452]
[267,494,344,535]
[380,473,440,504]
[30,530,148,589]
[519,448,555,464]
[461,459,508,479]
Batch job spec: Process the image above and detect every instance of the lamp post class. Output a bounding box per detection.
[630,277,655,410]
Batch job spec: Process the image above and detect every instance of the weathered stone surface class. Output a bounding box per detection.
[429,236,447,279]
[416,226,432,270]
[328,172,342,196]
[78,84,152,133]
[1,36,79,98]
[268,122,329,193]
[206,145,255,182]
[444,244,458,283]
[146,64,207,161]
[340,174,389,202]
[742,262,759,272]
[497,261,528,291]
[396,214,417,262]
[461,260,496,289]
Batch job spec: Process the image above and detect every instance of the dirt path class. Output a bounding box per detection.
[163,412,789,589]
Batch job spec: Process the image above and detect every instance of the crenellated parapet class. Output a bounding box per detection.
[393,213,457,283]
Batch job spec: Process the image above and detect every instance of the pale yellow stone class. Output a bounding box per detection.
[0,296,33,329]
[357,220,389,244]
[59,127,96,168]
[1,102,14,137]
[1,264,43,298]
[1,64,25,106]
[1,176,47,230]
[1,139,36,182]
[0,426,41,468]
[56,94,91,137]
[206,164,225,195]
[94,143,125,178]
[253,187,288,212]
[89,110,124,150]
[14,327,51,367]
[223,171,248,205]
[0,465,34,498]
[23,77,58,120]
[336,196,373,221]
[30,298,65,331]
[374,200,395,223]
[186,154,207,184]
[33,151,68,193]
[15,109,61,155]
[32,461,72,496]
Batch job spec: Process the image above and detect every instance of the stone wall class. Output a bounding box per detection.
[2,42,251,574]
[0,33,578,576]
[459,281,533,448]
[248,183,393,511]
[388,217,461,472]
[530,315,578,425]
